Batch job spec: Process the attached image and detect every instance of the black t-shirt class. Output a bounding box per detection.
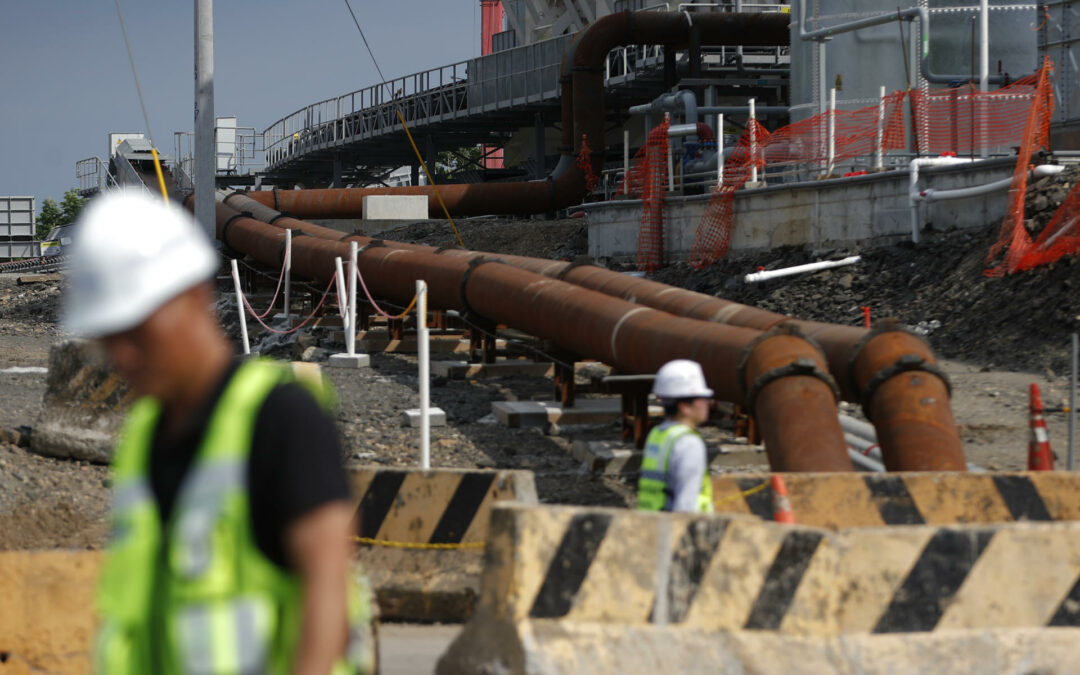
[148,361,351,570]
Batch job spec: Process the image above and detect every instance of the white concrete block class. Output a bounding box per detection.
[362,195,429,221]
[402,407,447,427]
[328,353,371,369]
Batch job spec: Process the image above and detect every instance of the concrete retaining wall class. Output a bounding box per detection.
[585,159,1016,261]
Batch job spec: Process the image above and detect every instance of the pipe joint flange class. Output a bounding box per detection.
[555,260,597,281]
[269,212,292,225]
[433,245,462,254]
[272,187,280,211]
[225,189,249,202]
[736,322,828,392]
[221,211,253,245]
[356,240,386,254]
[859,354,953,420]
[744,356,840,418]
[846,321,935,397]
[459,257,503,318]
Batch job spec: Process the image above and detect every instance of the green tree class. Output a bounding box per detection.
[435,145,485,180]
[37,189,86,240]
[37,198,63,240]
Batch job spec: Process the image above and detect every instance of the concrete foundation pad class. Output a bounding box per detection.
[328,353,371,369]
[432,360,555,379]
[571,440,643,474]
[402,407,447,427]
[493,398,664,428]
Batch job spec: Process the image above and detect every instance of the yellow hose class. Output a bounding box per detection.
[395,109,465,248]
[150,148,169,204]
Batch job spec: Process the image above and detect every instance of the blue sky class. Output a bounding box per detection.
[0,1,479,211]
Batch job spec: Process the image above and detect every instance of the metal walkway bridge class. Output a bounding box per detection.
[260,30,787,187]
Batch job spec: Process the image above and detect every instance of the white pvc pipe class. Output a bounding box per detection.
[908,156,977,243]
[347,240,358,357]
[749,98,758,184]
[668,142,675,192]
[875,85,886,171]
[916,164,1066,203]
[283,228,292,328]
[848,445,885,472]
[840,413,877,442]
[230,258,250,355]
[417,279,430,470]
[827,87,837,176]
[717,113,724,187]
[744,255,861,284]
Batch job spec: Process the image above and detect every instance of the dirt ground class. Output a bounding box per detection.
[0,208,1075,550]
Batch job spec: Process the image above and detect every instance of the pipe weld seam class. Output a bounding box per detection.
[859,355,953,421]
[743,357,840,418]
[609,307,650,364]
[458,258,502,318]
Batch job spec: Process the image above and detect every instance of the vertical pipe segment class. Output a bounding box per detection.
[848,326,965,471]
[737,326,852,472]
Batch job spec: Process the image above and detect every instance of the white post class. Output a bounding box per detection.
[875,86,886,171]
[749,98,758,184]
[283,229,292,327]
[347,240,358,357]
[230,259,250,355]
[827,87,837,177]
[979,0,989,92]
[334,256,348,328]
[717,113,725,188]
[668,144,675,192]
[194,0,215,243]
[417,279,430,470]
[623,129,630,188]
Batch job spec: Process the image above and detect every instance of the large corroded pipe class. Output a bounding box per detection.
[214,201,851,471]
[247,11,790,218]
[218,191,966,471]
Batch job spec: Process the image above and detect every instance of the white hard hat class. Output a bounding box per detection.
[63,189,218,338]
[652,359,714,399]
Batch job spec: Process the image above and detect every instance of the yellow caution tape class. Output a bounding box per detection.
[713,479,770,507]
[354,536,485,550]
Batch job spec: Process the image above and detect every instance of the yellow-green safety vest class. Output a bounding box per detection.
[95,358,374,675]
[637,423,714,513]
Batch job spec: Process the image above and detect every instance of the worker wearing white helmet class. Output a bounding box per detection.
[65,190,373,674]
[637,359,715,513]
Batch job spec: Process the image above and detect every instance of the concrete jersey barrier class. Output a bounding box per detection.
[347,466,537,622]
[711,471,1080,528]
[438,502,1080,674]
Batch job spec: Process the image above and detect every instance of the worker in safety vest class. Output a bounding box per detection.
[637,359,715,513]
[63,190,374,675]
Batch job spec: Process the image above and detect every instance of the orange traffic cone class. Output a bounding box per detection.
[771,474,796,524]
[1028,383,1055,471]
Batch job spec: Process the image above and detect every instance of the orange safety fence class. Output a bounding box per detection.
[617,60,1058,270]
[634,117,671,271]
[985,57,1061,276]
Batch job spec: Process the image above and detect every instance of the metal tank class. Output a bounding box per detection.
[1041,0,1080,149]
[791,0,1038,123]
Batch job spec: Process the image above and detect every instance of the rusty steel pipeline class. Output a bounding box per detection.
[213,201,850,471]
[217,192,965,471]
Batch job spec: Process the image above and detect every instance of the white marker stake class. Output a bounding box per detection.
[749,98,758,184]
[418,279,430,469]
[334,256,349,338]
[230,258,250,355]
[717,113,724,187]
[347,241,358,357]
[283,229,292,327]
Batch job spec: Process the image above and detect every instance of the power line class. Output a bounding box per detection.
[343,0,393,97]
[113,0,155,146]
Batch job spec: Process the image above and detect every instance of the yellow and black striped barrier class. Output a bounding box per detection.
[438,500,1080,674]
[710,471,1080,528]
[347,466,536,622]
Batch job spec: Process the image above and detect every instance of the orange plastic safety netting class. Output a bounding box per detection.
[634,118,671,271]
[689,93,908,267]
[985,57,1061,276]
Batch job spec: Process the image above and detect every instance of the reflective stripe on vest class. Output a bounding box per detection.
[636,423,714,513]
[96,359,373,675]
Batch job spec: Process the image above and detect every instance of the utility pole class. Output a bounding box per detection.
[194,0,215,243]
